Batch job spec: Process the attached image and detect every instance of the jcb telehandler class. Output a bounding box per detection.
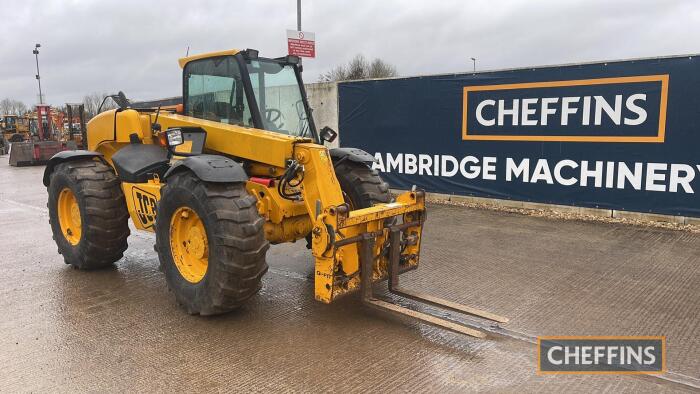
[44,49,507,337]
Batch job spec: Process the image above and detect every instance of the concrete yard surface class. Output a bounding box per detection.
[0,155,698,392]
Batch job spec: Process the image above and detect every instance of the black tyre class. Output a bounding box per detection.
[155,171,269,315]
[47,159,130,269]
[334,161,391,209]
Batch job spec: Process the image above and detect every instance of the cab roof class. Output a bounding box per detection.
[178,49,240,69]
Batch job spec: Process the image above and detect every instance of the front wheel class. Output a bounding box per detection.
[155,171,269,315]
[334,161,391,209]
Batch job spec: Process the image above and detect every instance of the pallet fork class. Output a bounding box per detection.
[348,193,509,338]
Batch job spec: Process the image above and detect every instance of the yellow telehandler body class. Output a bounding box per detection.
[44,48,506,337]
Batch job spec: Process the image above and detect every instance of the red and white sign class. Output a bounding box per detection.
[287,30,315,58]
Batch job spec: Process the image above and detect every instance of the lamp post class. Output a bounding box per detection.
[296,0,302,72]
[297,0,301,30]
[470,57,476,72]
[33,43,43,104]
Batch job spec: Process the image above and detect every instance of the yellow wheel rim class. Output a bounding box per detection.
[57,187,82,245]
[170,207,209,283]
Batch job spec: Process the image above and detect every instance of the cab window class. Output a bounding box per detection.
[184,56,253,127]
[246,59,311,137]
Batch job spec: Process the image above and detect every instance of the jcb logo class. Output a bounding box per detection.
[133,188,158,229]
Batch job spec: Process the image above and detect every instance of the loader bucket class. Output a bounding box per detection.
[9,141,64,167]
[312,189,508,338]
[9,142,35,166]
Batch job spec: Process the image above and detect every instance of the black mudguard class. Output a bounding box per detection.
[329,147,376,167]
[43,150,104,186]
[163,155,248,183]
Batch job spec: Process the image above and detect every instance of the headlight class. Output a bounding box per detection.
[166,128,183,147]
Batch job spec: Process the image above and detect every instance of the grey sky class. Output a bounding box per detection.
[1,0,698,106]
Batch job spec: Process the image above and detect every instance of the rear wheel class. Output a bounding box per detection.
[47,159,130,269]
[155,171,269,315]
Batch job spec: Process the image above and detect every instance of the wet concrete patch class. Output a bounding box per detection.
[0,155,697,392]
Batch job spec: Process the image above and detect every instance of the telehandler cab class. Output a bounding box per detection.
[44,49,507,337]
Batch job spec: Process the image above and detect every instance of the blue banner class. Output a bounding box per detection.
[338,55,700,217]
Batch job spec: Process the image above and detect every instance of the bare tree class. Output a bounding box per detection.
[82,93,101,119]
[8,100,23,115]
[369,58,397,80]
[83,92,117,120]
[0,98,12,115]
[0,99,30,115]
[320,65,347,83]
[8,100,18,115]
[14,101,27,115]
[319,54,398,82]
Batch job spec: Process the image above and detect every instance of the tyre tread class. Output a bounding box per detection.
[48,159,130,269]
[155,172,268,315]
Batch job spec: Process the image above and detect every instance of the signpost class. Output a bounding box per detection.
[286,29,315,58]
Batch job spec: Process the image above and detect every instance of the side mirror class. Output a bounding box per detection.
[320,126,337,143]
[114,91,130,109]
[244,48,259,60]
[285,55,300,65]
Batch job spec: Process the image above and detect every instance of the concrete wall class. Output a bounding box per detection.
[407,189,698,225]
[305,82,339,148]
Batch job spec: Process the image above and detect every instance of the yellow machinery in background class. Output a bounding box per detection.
[43,49,506,337]
[1,114,31,156]
[10,105,64,166]
[1,114,26,140]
